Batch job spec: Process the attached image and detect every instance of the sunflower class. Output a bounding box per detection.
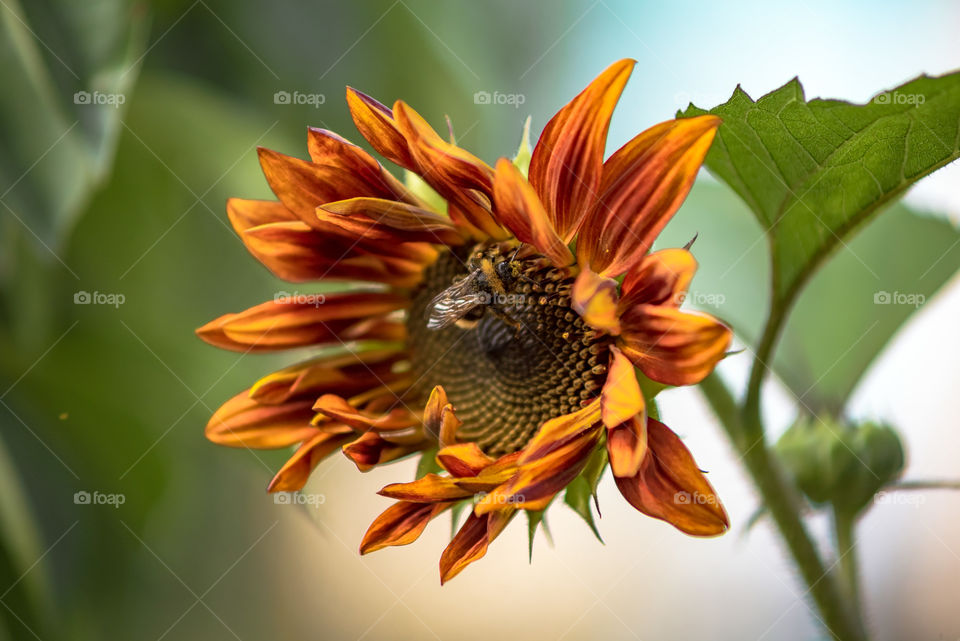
[198,58,733,582]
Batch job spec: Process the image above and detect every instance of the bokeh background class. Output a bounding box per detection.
[2,1,959,639]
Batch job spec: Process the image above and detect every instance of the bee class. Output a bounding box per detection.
[427,246,526,331]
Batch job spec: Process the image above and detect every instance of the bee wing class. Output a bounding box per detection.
[427,272,485,330]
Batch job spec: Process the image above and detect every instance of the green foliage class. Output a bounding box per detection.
[776,416,904,517]
[680,73,960,312]
[563,443,607,543]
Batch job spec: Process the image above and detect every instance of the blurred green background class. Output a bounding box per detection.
[2,1,959,639]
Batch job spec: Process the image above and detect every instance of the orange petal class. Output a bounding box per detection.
[346,87,417,171]
[614,418,728,536]
[571,267,621,334]
[620,248,698,309]
[423,386,462,446]
[618,306,732,386]
[439,509,515,584]
[393,101,505,240]
[342,430,423,472]
[360,501,451,554]
[577,115,721,277]
[607,414,647,479]
[520,398,602,463]
[378,473,474,502]
[475,429,601,514]
[318,197,464,246]
[195,293,408,352]
[528,59,635,241]
[601,346,644,429]
[313,394,419,431]
[249,350,404,405]
[436,442,495,478]
[258,147,399,228]
[266,429,355,492]
[205,389,318,448]
[492,159,573,267]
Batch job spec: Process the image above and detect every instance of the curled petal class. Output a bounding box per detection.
[205,390,316,448]
[436,442,495,478]
[267,429,355,492]
[195,293,408,352]
[618,306,732,386]
[577,115,721,277]
[528,59,635,241]
[571,267,621,334]
[423,386,462,446]
[620,248,698,309]
[439,509,515,584]
[346,87,417,170]
[318,197,464,246]
[313,394,418,432]
[492,159,573,267]
[360,501,451,554]
[394,101,505,240]
[601,346,644,429]
[379,473,473,502]
[342,431,424,472]
[475,429,601,514]
[607,414,647,479]
[520,398,602,463]
[614,418,728,536]
[249,350,404,405]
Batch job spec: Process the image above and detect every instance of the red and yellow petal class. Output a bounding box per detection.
[317,197,465,246]
[528,58,635,241]
[195,292,408,352]
[439,509,516,584]
[492,159,573,267]
[600,346,644,429]
[423,386,462,447]
[342,430,424,472]
[620,248,698,309]
[205,390,317,448]
[313,394,419,432]
[378,473,474,503]
[577,115,721,277]
[345,87,417,171]
[618,305,732,386]
[267,429,355,492]
[607,414,647,479]
[360,501,452,554]
[614,418,728,536]
[436,442,495,478]
[571,267,621,334]
[519,398,602,463]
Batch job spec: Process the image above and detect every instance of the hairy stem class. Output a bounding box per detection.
[700,373,868,641]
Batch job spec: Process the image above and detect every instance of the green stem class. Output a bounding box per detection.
[700,373,868,641]
[832,508,862,623]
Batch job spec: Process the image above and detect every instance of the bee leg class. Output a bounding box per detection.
[488,306,525,335]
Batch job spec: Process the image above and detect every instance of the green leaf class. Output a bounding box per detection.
[679,73,960,315]
[415,449,443,479]
[660,180,960,413]
[450,500,470,538]
[525,500,555,562]
[512,115,532,177]
[563,444,607,542]
[0,0,148,252]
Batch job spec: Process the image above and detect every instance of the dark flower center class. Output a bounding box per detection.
[405,242,611,456]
